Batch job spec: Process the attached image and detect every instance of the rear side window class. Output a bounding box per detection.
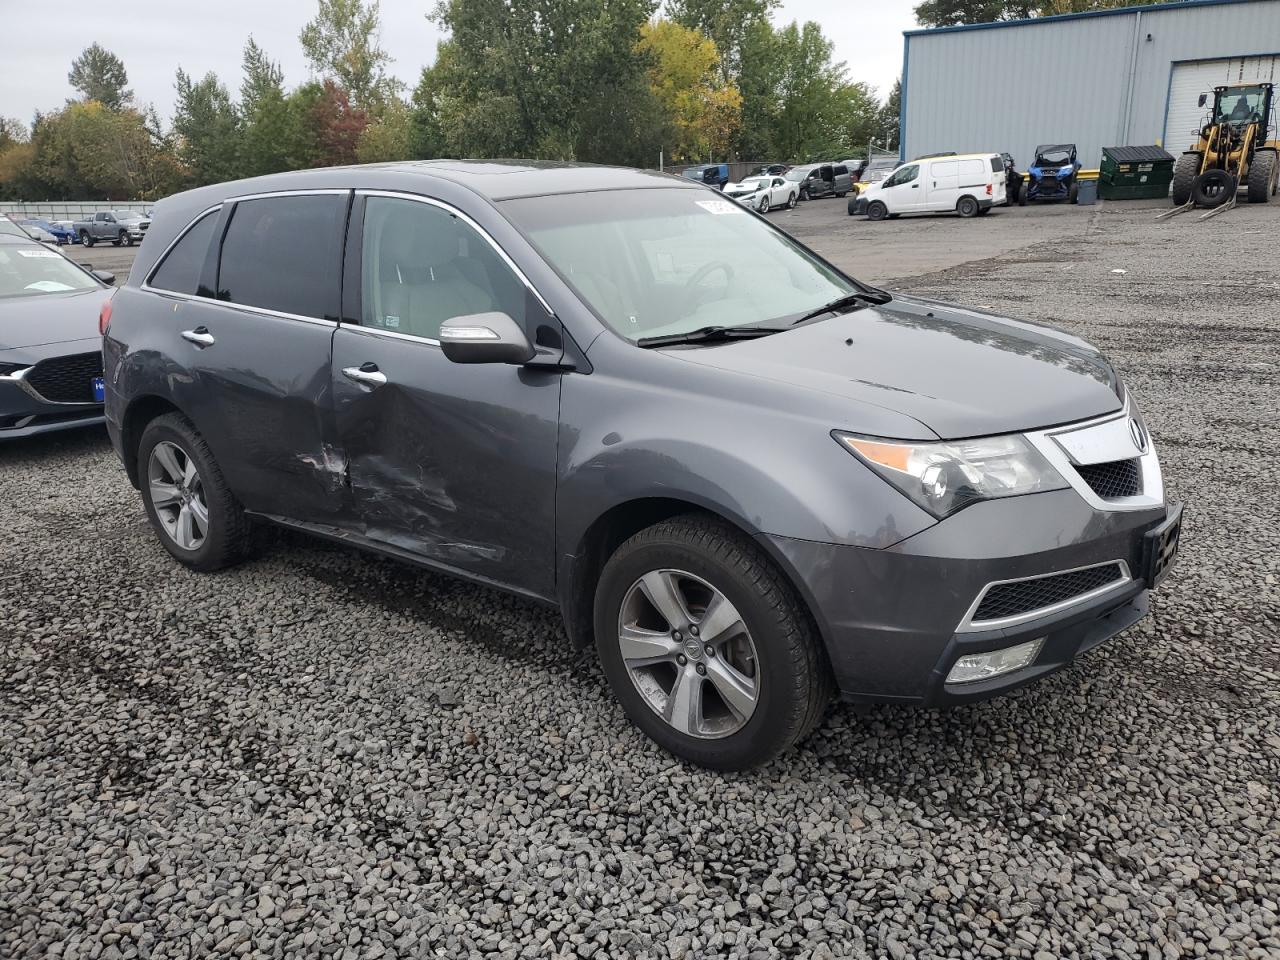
[833,165,848,176]
[991,156,1004,172]
[148,212,217,295]
[217,194,346,320]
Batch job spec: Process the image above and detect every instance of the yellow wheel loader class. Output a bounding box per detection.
[1170,82,1278,210]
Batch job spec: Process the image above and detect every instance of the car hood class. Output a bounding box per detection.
[725,182,763,192]
[0,288,105,350]
[664,295,1122,439]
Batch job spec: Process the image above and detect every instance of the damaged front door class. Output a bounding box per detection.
[330,194,562,599]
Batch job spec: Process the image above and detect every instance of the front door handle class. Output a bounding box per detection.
[342,363,387,388]
[181,327,215,348]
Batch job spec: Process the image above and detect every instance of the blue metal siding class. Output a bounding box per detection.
[902,0,1280,171]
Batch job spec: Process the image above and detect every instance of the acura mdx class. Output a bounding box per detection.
[103,162,1182,769]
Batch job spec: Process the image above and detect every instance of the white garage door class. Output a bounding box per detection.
[1164,56,1279,151]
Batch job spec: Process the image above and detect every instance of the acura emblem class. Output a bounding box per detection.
[1129,418,1147,453]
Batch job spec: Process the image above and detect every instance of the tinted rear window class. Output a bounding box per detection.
[217,194,345,319]
[991,157,1004,172]
[149,211,217,295]
[833,165,848,175]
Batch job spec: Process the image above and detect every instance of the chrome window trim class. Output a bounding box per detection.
[957,559,1133,633]
[344,323,441,348]
[355,189,557,319]
[1023,393,1164,513]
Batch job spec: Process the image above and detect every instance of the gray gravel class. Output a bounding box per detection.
[3,199,1279,959]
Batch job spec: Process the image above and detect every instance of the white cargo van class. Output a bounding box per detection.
[851,153,1007,220]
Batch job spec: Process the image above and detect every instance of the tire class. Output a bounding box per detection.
[799,188,808,201]
[1192,169,1236,208]
[787,192,797,209]
[137,412,254,572]
[593,515,832,770]
[957,195,980,218]
[757,194,770,213]
[1171,152,1200,206]
[80,230,94,247]
[866,200,888,221]
[1068,181,1079,204]
[1018,191,1028,207]
[1247,150,1277,203]
[121,230,133,246]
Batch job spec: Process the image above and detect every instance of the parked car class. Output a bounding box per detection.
[746,163,790,178]
[1021,144,1081,204]
[785,163,853,200]
[680,164,730,190]
[51,220,81,243]
[18,221,59,244]
[0,215,31,238]
[850,153,1007,220]
[0,233,115,438]
[104,161,1181,770]
[17,219,75,244]
[724,175,799,212]
[73,209,151,247]
[851,157,899,193]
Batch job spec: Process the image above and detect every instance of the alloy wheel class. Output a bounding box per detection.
[147,440,209,551]
[617,569,760,739]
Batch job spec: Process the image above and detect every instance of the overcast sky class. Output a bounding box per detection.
[0,0,918,125]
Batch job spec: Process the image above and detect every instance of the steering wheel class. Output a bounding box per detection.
[684,260,734,291]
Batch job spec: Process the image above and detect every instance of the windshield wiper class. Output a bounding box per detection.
[791,288,892,325]
[636,325,786,348]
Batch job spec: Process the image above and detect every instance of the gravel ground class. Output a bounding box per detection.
[2,200,1278,959]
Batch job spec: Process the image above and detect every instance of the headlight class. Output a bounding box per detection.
[834,432,1068,518]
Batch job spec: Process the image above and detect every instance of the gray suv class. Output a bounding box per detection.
[104,162,1181,770]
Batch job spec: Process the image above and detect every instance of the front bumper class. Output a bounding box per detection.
[1,377,103,438]
[763,489,1179,705]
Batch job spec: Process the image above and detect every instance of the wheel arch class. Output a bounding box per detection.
[119,394,186,488]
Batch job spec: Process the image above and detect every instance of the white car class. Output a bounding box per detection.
[724,176,798,213]
[852,153,1007,220]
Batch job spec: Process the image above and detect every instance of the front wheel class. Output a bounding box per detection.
[1171,152,1200,205]
[80,231,94,247]
[1068,181,1079,204]
[138,413,255,572]
[1246,150,1277,203]
[757,193,770,213]
[866,200,888,221]
[121,230,133,246]
[787,192,798,209]
[594,516,832,770]
[957,196,980,218]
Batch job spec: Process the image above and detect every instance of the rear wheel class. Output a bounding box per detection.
[1247,150,1277,203]
[1171,152,1200,205]
[957,195,980,218]
[138,413,254,572]
[866,200,888,221]
[1192,169,1236,208]
[593,515,832,770]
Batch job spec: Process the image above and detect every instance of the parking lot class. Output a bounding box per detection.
[2,197,1278,959]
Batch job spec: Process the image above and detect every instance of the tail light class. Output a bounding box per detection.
[99,294,114,336]
[985,183,993,195]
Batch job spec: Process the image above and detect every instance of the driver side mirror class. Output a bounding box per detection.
[1198,93,1208,107]
[439,312,534,365]
[92,270,116,286]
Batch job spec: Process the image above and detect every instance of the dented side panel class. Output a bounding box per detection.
[331,326,561,600]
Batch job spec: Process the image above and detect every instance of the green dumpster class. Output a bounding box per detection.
[1099,146,1176,200]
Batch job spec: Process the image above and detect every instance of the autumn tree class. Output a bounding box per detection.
[68,43,133,110]
[639,19,741,163]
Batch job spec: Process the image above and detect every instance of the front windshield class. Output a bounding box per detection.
[784,167,811,182]
[0,245,99,299]
[112,210,143,220]
[503,188,857,341]
[1215,86,1266,124]
[1035,149,1071,166]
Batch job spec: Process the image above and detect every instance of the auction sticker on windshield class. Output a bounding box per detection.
[695,200,745,216]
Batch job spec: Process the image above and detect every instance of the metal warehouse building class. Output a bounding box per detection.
[900,0,1280,170]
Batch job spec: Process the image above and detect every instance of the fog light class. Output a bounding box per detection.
[946,638,1044,684]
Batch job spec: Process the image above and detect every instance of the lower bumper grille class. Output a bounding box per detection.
[971,562,1127,625]
[23,352,103,404]
[1075,458,1142,499]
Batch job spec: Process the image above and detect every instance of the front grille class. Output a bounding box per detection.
[973,563,1126,623]
[23,352,103,404]
[1075,458,1142,499]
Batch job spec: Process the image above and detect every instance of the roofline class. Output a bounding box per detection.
[904,0,1258,37]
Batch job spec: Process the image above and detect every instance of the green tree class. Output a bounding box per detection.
[67,43,133,110]
[238,39,305,177]
[913,0,1144,28]
[877,77,901,152]
[300,0,400,111]
[241,36,285,114]
[428,0,658,161]
[356,96,413,162]
[173,68,242,186]
[23,102,175,199]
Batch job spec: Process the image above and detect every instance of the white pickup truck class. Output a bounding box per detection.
[72,209,151,247]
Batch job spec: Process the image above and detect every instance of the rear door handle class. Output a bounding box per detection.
[342,363,387,388]
[181,327,215,348]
